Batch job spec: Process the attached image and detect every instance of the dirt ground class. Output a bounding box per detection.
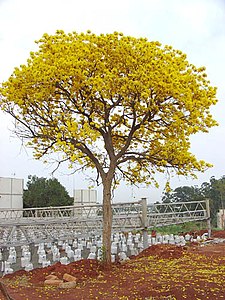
[0,230,225,300]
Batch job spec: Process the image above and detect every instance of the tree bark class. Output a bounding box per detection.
[102,173,113,265]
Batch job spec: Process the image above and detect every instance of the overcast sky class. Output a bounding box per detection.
[0,0,225,203]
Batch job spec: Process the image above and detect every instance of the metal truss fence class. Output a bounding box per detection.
[0,199,210,247]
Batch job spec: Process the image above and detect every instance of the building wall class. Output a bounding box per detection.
[217,209,225,229]
[73,189,98,217]
[0,177,23,209]
[73,189,97,205]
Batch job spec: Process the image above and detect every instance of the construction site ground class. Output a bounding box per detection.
[0,230,225,300]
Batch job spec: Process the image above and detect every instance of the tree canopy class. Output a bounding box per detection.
[0,30,218,263]
[162,186,204,203]
[23,175,73,208]
[201,176,225,225]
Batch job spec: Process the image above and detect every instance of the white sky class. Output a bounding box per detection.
[0,0,225,203]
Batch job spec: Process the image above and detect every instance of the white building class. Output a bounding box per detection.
[217,209,225,229]
[73,189,97,205]
[0,177,23,209]
[73,189,98,217]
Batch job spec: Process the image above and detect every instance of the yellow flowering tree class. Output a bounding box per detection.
[0,30,217,263]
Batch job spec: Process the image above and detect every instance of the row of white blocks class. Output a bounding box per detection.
[1,232,208,274]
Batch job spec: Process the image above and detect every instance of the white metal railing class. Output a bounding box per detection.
[0,200,209,247]
[0,200,208,225]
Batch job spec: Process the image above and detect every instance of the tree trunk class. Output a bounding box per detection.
[102,174,113,265]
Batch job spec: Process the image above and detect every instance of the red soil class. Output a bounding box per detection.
[0,230,225,300]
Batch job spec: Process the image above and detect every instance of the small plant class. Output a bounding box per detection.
[150,221,208,235]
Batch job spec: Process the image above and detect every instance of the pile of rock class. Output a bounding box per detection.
[44,273,77,289]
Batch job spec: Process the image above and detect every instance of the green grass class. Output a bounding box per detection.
[150,221,209,235]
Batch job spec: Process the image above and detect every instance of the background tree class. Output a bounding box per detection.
[0,31,217,263]
[162,186,204,203]
[23,175,73,208]
[200,176,225,225]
